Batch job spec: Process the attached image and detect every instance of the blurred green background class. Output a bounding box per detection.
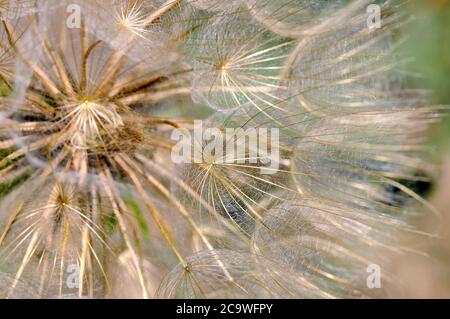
[402,0,450,156]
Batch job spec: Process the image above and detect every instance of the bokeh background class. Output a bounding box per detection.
[391,0,450,298]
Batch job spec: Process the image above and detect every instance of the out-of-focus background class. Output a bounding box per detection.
[405,1,450,145]
[391,0,450,298]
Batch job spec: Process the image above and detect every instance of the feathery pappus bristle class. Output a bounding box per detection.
[0,0,446,299]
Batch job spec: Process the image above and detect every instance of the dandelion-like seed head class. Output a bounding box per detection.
[0,0,446,299]
[63,100,124,150]
[115,1,149,39]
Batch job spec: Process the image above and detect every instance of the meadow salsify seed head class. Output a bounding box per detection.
[155,249,334,298]
[0,0,446,298]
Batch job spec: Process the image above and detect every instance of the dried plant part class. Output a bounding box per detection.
[0,0,445,299]
[156,249,332,298]
[251,200,422,298]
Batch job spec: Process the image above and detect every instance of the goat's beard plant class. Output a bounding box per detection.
[0,0,445,298]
